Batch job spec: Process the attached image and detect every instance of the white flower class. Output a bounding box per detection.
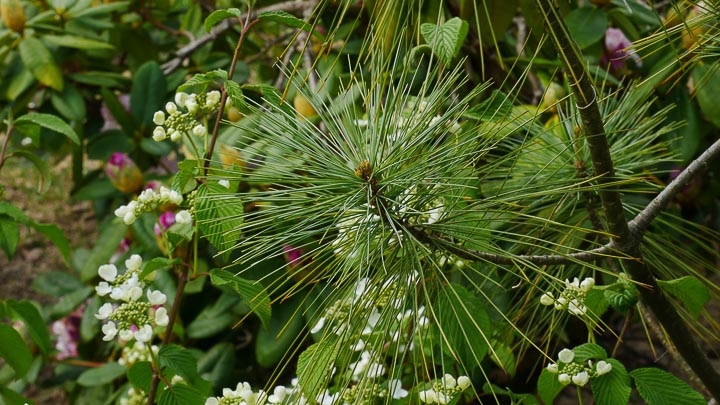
[365,361,386,379]
[153,111,165,125]
[102,322,118,341]
[572,371,589,386]
[119,329,134,341]
[558,373,571,385]
[154,307,169,326]
[350,338,366,351]
[387,379,408,399]
[565,277,580,289]
[165,102,178,115]
[205,398,219,405]
[558,348,575,363]
[185,95,198,113]
[110,287,125,301]
[147,290,167,305]
[554,296,567,310]
[96,282,112,296]
[126,286,143,302]
[596,360,612,375]
[98,264,118,282]
[457,375,471,390]
[175,210,192,224]
[442,374,457,389]
[95,303,114,320]
[175,92,189,107]
[546,363,559,373]
[218,179,230,189]
[134,324,153,342]
[169,129,182,142]
[580,277,595,292]
[310,317,325,334]
[540,292,555,306]
[568,300,587,316]
[192,124,206,137]
[268,386,289,403]
[419,389,437,404]
[125,254,143,271]
[153,126,167,141]
[207,90,221,106]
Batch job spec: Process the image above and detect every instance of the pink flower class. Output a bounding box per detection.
[51,305,85,360]
[602,28,642,71]
[154,211,176,236]
[105,153,144,194]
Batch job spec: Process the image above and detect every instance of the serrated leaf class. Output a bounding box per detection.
[42,34,114,50]
[178,70,227,93]
[18,36,63,91]
[14,113,80,145]
[434,282,490,365]
[297,339,339,400]
[204,8,242,32]
[127,361,153,392]
[158,344,201,384]
[537,368,565,405]
[630,367,705,405]
[209,269,271,328]
[565,6,609,49]
[255,293,305,367]
[572,342,607,362]
[157,384,207,405]
[195,182,243,254]
[0,324,33,377]
[77,362,126,386]
[257,10,325,39]
[131,61,166,126]
[7,300,52,356]
[591,359,631,405]
[224,79,246,110]
[657,276,709,320]
[420,17,469,64]
[603,283,638,313]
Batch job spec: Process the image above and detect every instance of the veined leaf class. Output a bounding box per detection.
[297,339,339,400]
[204,8,241,32]
[0,216,20,259]
[258,10,326,40]
[591,359,631,405]
[14,113,80,145]
[630,367,705,405]
[209,269,271,328]
[18,36,63,91]
[572,342,607,362]
[657,276,710,320]
[255,293,305,367]
[157,384,207,405]
[537,368,565,405]
[158,344,202,384]
[127,361,153,392]
[420,17,469,64]
[195,182,244,255]
[178,69,227,93]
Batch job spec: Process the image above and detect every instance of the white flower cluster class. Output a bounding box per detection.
[418,374,472,404]
[539,277,595,317]
[204,379,318,405]
[118,341,159,367]
[94,254,169,343]
[546,348,613,387]
[119,386,147,405]
[114,186,186,225]
[152,91,221,142]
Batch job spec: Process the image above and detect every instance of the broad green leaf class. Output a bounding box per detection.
[27,222,71,265]
[474,0,519,44]
[77,362,126,386]
[51,83,87,121]
[297,339,339,400]
[603,282,638,313]
[14,113,80,145]
[171,159,199,195]
[10,149,51,193]
[42,34,114,51]
[195,182,244,255]
[68,1,130,18]
[224,79,246,110]
[49,286,92,318]
[79,221,126,281]
[565,6,609,49]
[100,87,136,135]
[197,342,236,392]
[158,344,201,384]
[630,367,705,405]
[536,368,565,405]
[0,216,20,259]
[657,276,710,320]
[157,384,207,405]
[420,17,469,64]
[178,70,227,92]
[572,343,607,362]
[434,283,491,365]
[186,291,240,339]
[139,257,178,279]
[7,300,51,356]
[204,8,242,32]
[591,359,631,405]
[131,61,167,126]
[0,385,31,405]
[127,361,153,392]
[258,10,325,39]
[693,62,720,129]
[255,293,305,367]
[0,324,33,376]
[209,269,271,328]
[18,36,63,91]
[32,271,85,297]
[70,71,130,87]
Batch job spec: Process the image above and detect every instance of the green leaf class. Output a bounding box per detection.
[195,182,244,255]
[204,8,242,32]
[131,61,167,126]
[591,359,631,405]
[77,362,126,386]
[603,282,638,313]
[224,79,246,110]
[157,384,207,405]
[42,34,115,51]
[171,159,199,195]
[692,62,720,128]
[536,368,565,405]
[49,286,92,318]
[14,113,80,145]
[209,269,271,328]
[158,344,201,384]
[79,221,126,281]
[0,385,32,405]
[178,70,227,93]
[80,296,100,342]
[70,71,130,88]
[139,257,178,279]
[657,276,710,320]
[463,90,513,122]
[0,216,20,259]
[434,282,490,365]
[565,6,609,49]
[197,342,236,392]
[100,87,136,134]
[297,339,339,400]
[127,361,153,392]
[7,300,52,356]
[258,10,325,39]
[186,291,240,339]
[32,271,85,297]
[420,17,469,64]
[27,222,71,265]
[572,342,607,362]
[11,149,51,193]
[18,36,63,91]
[255,293,305,367]
[630,367,705,405]
[0,324,33,377]
[51,83,87,121]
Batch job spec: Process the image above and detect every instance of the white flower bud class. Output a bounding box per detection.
[596,360,612,375]
[165,101,178,115]
[572,371,589,386]
[207,90,221,106]
[546,363,559,373]
[102,322,118,341]
[192,124,206,137]
[152,127,167,141]
[558,373,571,385]
[457,375,471,390]
[153,111,165,125]
[169,129,182,142]
[566,277,580,289]
[558,348,575,363]
[540,292,555,306]
[442,374,457,388]
[175,92,188,107]
[580,277,595,292]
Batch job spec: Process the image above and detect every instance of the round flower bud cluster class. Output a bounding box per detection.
[152,91,221,142]
[114,185,185,225]
[546,348,613,387]
[539,277,595,317]
[118,341,159,367]
[418,374,472,404]
[94,254,169,343]
[119,386,147,405]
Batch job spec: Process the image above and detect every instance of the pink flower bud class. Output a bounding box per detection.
[105,152,144,194]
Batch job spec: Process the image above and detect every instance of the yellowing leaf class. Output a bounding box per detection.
[18,36,63,91]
